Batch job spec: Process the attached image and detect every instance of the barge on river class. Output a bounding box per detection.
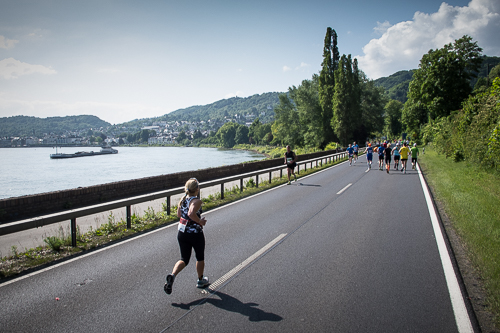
[50,146,118,159]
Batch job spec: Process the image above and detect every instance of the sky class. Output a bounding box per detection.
[0,0,499,125]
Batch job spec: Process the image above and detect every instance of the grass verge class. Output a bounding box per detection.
[0,155,348,280]
[419,146,500,327]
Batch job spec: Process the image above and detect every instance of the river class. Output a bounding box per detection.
[0,146,266,200]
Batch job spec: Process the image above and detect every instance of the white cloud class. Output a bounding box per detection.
[0,36,19,49]
[357,0,500,79]
[295,62,310,70]
[374,21,391,35]
[0,58,57,79]
[283,65,292,72]
[224,91,244,99]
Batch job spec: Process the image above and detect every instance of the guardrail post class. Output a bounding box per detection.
[256,175,259,188]
[71,218,77,247]
[220,183,224,199]
[280,168,283,178]
[166,196,171,215]
[126,205,131,228]
[240,178,243,192]
[269,171,272,184]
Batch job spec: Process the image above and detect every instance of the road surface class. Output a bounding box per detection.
[0,155,476,332]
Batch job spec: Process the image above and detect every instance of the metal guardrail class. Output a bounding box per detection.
[0,150,349,246]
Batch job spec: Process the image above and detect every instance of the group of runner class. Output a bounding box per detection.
[164,141,420,295]
[365,141,419,174]
[346,141,359,166]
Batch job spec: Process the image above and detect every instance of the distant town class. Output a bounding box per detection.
[0,110,271,147]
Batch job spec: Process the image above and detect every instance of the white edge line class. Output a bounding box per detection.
[336,183,352,195]
[417,164,473,333]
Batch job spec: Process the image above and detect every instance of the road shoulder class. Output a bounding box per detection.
[421,169,499,333]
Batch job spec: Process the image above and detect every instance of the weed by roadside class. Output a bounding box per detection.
[419,146,500,329]
[0,155,347,280]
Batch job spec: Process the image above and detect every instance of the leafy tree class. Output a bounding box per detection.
[332,54,357,145]
[177,130,187,142]
[318,27,339,145]
[217,122,239,148]
[271,93,303,147]
[234,125,249,144]
[403,35,483,134]
[256,123,272,145]
[140,129,152,143]
[248,118,261,144]
[359,76,387,140]
[294,76,324,147]
[384,100,404,138]
[192,129,203,140]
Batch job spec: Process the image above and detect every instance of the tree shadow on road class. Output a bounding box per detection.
[171,291,283,322]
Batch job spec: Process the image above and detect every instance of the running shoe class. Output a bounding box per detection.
[164,274,175,295]
[197,276,210,288]
[294,174,297,182]
[287,181,291,185]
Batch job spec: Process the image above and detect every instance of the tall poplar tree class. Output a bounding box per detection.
[319,27,339,146]
[332,54,352,145]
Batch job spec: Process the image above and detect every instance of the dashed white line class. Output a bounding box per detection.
[202,233,287,294]
[336,183,352,195]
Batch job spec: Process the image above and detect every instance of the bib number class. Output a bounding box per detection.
[178,217,188,232]
[287,157,293,163]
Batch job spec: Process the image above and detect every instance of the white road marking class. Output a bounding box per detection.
[336,183,352,195]
[417,164,473,333]
[202,233,287,294]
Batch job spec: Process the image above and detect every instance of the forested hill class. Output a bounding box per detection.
[373,55,500,103]
[117,92,282,128]
[0,115,111,137]
[373,70,415,103]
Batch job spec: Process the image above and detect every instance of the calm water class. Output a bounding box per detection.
[0,147,265,199]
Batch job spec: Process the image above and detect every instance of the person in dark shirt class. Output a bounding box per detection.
[384,143,392,174]
[164,178,209,295]
[284,145,297,184]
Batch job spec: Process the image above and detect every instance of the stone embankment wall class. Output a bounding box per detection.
[0,149,338,223]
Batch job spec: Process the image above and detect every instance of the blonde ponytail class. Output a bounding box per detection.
[178,178,199,207]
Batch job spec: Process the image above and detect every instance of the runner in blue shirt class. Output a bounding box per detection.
[392,143,401,170]
[353,141,359,163]
[366,143,373,170]
[378,143,385,170]
[346,144,354,166]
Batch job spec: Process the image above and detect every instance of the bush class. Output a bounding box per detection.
[324,142,339,151]
[44,236,63,252]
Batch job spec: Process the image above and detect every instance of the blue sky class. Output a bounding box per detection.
[0,0,498,124]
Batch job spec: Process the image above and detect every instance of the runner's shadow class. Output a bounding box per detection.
[296,183,321,187]
[172,291,283,322]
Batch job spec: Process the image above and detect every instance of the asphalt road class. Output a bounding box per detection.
[0,155,476,332]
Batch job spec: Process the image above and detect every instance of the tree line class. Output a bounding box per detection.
[271,27,386,148]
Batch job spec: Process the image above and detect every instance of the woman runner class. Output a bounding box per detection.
[164,178,209,294]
